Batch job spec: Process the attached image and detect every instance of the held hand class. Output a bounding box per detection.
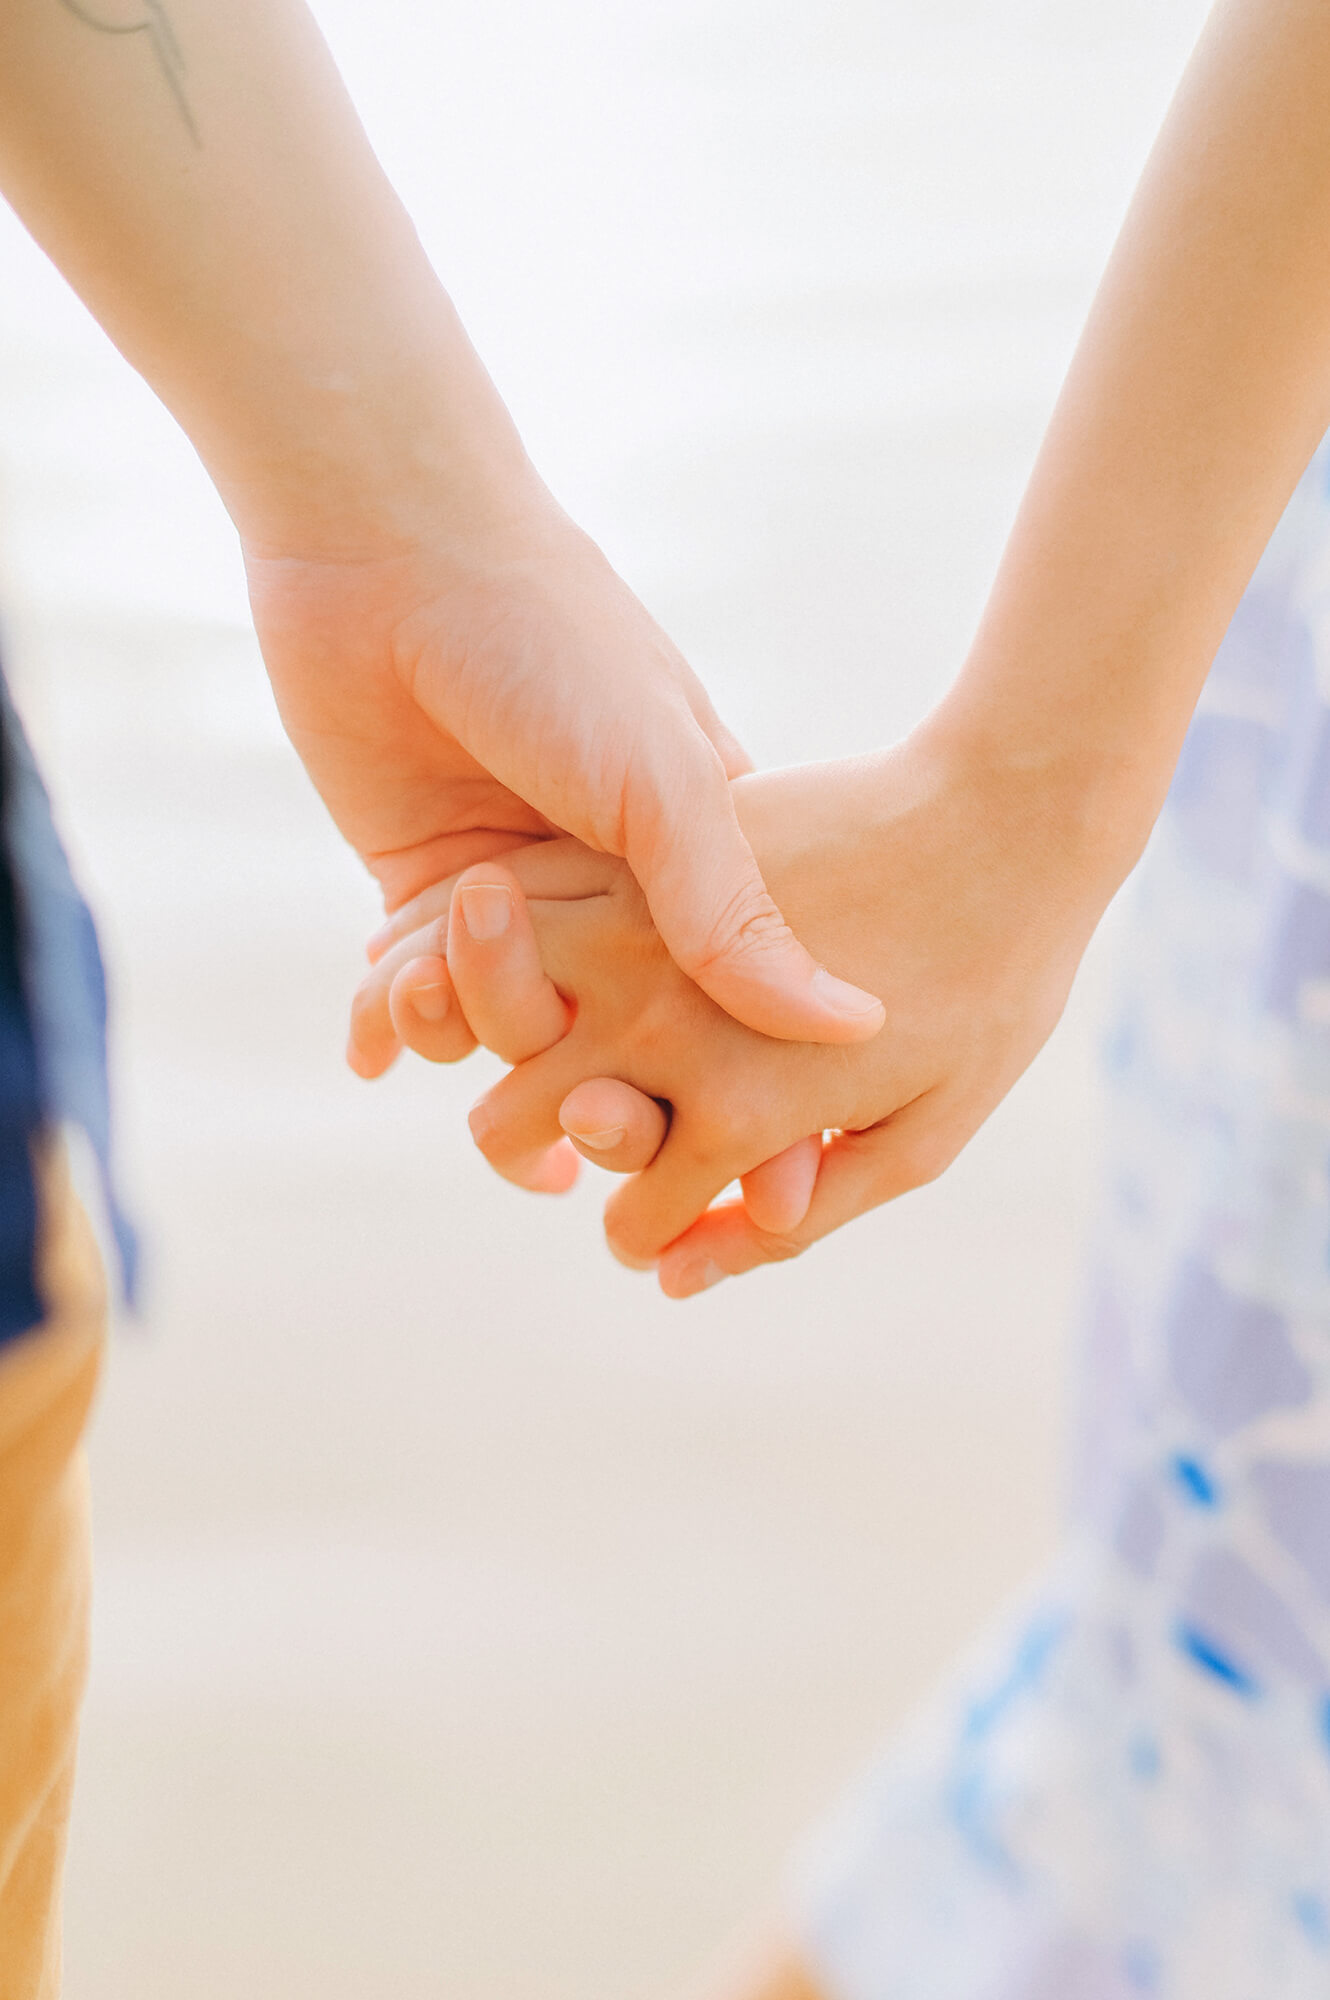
[245,496,884,1045]
[357,715,1133,1295]
[352,861,825,1229]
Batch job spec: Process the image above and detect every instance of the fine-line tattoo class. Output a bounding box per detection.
[57,0,199,147]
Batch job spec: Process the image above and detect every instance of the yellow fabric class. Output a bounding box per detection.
[0,1155,106,1999]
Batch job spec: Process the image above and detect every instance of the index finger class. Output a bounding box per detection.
[652,1093,954,1298]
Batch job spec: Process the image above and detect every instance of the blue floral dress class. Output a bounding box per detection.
[793,442,1330,1999]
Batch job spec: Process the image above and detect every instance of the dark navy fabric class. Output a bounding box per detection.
[0,666,129,1346]
[0,708,44,1342]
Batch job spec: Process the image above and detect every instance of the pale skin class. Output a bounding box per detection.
[0,4,894,1993]
[357,0,1330,1293]
[0,0,885,1048]
[4,0,1330,1991]
[350,3,1330,1990]
[356,729,1126,1293]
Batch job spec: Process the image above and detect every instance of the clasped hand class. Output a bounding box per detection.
[349,716,1114,1297]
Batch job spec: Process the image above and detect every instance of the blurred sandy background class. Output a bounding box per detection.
[0,2,1206,1994]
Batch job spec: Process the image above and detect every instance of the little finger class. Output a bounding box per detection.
[387,957,479,1064]
[347,914,450,1075]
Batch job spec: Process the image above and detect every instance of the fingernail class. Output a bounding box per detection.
[367,921,393,959]
[811,966,884,1020]
[459,884,513,942]
[410,980,450,1023]
[565,1124,626,1152]
[672,1257,726,1297]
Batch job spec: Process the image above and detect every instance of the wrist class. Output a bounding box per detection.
[927,664,1178,900]
[185,276,558,569]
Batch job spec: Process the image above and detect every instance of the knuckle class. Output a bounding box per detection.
[683,885,791,982]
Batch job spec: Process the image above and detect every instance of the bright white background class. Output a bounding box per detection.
[0,2,1207,1993]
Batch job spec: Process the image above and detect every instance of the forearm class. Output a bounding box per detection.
[0,0,542,554]
[943,0,1330,875]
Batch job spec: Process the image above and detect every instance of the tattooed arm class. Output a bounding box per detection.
[55,3,199,147]
[0,0,883,1041]
[0,0,486,551]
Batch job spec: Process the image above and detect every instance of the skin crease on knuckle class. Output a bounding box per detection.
[680,876,797,985]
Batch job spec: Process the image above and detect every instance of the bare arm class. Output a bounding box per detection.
[366,0,1330,1280]
[948,0,1330,854]
[0,0,513,548]
[0,0,884,1044]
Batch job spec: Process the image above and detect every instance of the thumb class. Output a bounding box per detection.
[624,740,884,1045]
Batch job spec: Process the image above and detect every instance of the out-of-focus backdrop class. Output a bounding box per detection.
[0,2,1207,1994]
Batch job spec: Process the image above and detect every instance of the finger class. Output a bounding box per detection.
[354,839,612,1076]
[468,1041,630,1196]
[558,1078,670,1174]
[624,743,884,1046]
[368,825,551,922]
[368,837,610,962]
[677,670,754,780]
[740,1133,823,1235]
[598,1098,757,1269]
[489,1136,582,1196]
[447,864,573,1064]
[346,998,402,1080]
[653,1097,953,1299]
[348,910,465,1074]
[367,879,453,964]
[462,1037,585,1194]
[387,958,479,1065]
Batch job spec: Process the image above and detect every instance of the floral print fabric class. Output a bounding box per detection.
[794,442,1330,2000]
